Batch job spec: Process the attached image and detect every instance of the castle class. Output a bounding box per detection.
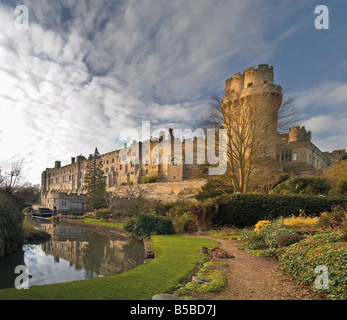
[39,65,346,212]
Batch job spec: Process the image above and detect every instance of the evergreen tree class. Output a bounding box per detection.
[84,148,108,210]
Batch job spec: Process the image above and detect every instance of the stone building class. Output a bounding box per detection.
[40,64,346,210]
[222,64,346,173]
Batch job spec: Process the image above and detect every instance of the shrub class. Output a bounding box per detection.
[240,234,266,250]
[277,234,305,247]
[189,199,218,230]
[172,212,196,233]
[254,220,272,234]
[316,205,347,229]
[124,212,175,238]
[270,176,331,196]
[259,220,297,248]
[0,192,24,257]
[283,210,318,229]
[95,208,113,220]
[141,174,158,184]
[195,179,233,201]
[278,231,347,300]
[212,194,347,227]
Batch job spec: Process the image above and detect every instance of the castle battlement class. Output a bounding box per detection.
[225,64,280,96]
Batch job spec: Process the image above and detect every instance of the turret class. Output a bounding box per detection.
[288,126,312,142]
[222,64,283,159]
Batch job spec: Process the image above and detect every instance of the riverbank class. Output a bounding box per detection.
[57,217,128,237]
[0,234,218,300]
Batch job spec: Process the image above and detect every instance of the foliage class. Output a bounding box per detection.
[325,160,347,196]
[316,205,347,229]
[177,262,227,296]
[111,198,173,219]
[172,212,195,233]
[84,148,108,210]
[211,193,347,227]
[23,219,51,242]
[259,220,297,248]
[124,212,175,238]
[141,174,158,184]
[270,176,331,196]
[277,234,305,247]
[95,208,113,220]
[0,192,24,257]
[195,178,233,201]
[254,220,272,234]
[282,210,318,229]
[189,199,219,230]
[278,231,347,300]
[13,183,40,206]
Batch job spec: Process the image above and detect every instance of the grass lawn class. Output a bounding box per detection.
[0,234,218,300]
[81,218,125,229]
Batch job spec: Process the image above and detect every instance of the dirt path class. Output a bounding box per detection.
[205,238,325,300]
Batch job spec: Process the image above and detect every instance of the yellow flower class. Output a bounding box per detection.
[254,220,272,234]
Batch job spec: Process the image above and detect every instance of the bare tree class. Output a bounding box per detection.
[0,159,25,193]
[198,91,298,194]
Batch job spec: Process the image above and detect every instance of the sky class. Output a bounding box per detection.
[0,0,346,185]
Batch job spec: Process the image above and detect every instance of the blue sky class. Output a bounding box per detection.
[0,0,346,184]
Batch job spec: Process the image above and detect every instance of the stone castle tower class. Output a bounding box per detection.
[222,64,283,159]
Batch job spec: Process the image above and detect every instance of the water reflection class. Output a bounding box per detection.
[0,218,145,289]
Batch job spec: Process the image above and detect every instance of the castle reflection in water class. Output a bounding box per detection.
[39,221,145,276]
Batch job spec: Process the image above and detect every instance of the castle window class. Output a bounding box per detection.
[247,82,253,88]
[293,153,298,161]
[264,80,268,85]
[281,149,292,162]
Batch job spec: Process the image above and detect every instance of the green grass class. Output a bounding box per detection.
[177,262,228,297]
[0,234,218,300]
[82,218,125,229]
[206,228,241,240]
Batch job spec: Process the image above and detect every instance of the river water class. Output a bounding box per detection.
[0,218,145,290]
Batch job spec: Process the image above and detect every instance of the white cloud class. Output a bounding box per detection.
[0,0,308,184]
[295,82,347,152]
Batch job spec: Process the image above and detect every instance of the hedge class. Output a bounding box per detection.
[124,212,175,238]
[0,192,24,257]
[210,193,347,227]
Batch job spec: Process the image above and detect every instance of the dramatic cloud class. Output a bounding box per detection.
[0,0,345,184]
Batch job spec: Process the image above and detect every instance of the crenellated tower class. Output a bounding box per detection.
[222,64,283,159]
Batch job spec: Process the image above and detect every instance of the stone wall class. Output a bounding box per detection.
[110,179,207,203]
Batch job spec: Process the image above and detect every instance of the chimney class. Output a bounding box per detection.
[55,161,61,169]
[71,157,75,164]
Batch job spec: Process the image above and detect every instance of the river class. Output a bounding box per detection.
[0,218,145,290]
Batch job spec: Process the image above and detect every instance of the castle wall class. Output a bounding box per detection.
[109,179,207,203]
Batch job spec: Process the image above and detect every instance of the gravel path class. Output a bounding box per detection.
[205,238,326,300]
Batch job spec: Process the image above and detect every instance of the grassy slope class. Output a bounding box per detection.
[0,234,217,300]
